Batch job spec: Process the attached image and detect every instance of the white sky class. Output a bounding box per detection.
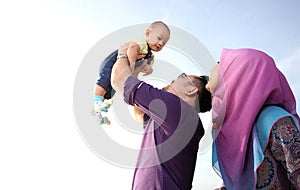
[1,0,300,189]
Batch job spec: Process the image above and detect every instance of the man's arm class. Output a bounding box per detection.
[111,57,132,95]
[118,42,145,73]
[111,55,146,122]
[111,55,146,93]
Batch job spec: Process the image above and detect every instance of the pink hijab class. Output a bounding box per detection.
[212,48,300,189]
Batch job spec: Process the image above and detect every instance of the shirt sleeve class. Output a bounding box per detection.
[123,76,183,133]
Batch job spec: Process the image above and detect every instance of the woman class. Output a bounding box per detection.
[206,48,300,189]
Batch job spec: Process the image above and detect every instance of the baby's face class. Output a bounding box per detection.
[146,25,170,52]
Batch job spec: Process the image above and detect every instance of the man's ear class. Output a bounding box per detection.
[184,87,199,96]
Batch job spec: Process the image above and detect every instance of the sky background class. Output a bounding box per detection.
[1,0,300,189]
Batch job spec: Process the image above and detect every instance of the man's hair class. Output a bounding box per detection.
[149,21,170,35]
[193,76,212,113]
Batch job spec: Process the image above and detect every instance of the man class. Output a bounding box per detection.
[111,56,211,189]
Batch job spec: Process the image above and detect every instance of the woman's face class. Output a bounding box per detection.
[206,64,219,95]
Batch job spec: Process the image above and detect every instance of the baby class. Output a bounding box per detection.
[93,21,170,125]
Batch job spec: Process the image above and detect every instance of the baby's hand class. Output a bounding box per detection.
[140,64,153,76]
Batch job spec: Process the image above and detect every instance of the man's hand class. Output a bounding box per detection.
[111,49,148,94]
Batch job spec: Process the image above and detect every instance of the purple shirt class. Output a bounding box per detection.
[124,76,204,190]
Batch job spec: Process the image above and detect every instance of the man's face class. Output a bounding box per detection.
[163,73,195,95]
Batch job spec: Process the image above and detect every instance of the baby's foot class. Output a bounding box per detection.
[98,116,111,125]
[99,99,113,112]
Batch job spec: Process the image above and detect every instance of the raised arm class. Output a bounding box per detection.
[111,54,145,91]
[111,56,132,95]
[118,42,145,72]
[111,54,146,122]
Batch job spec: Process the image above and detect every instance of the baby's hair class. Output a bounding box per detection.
[149,21,170,35]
